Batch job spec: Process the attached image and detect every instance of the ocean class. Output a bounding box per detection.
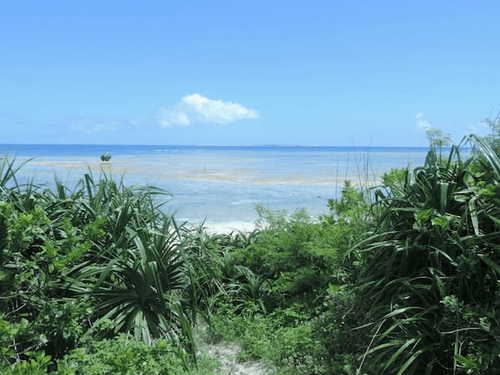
[0,144,429,231]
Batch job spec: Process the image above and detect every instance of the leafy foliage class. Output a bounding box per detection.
[0,161,211,371]
[1,126,498,375]
[57,334,219,375]
[355,138,500,374]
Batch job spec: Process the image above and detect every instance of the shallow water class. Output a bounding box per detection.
[1,144,428,228]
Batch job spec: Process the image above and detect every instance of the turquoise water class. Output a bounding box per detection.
[0,144,429,229]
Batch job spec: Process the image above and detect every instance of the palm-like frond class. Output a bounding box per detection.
[90,217,188,344]
[357,142,500,374]
[0,158,203,361]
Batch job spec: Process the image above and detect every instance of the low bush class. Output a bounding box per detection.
[57,334,212,375]
[208,302,326,375]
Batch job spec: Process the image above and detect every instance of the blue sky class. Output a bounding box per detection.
[1,1,499,146]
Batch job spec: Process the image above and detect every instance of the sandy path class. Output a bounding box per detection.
[196,325,272,375]
[202,341,270,375]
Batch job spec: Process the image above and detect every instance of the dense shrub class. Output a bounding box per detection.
[56,334,216,375]
[0,162,209,371]
[354,138,500,374]
[230,191,369,313]
[206,134,499,375]
[208,302,326,375]
[1,128,498,375]
[205,182,372,374]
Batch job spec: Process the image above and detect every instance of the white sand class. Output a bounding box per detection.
[196,324,272,375]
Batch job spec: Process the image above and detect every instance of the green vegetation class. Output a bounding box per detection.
[1,130,499,374]
[0,164,208,373]
[100,153,112,162]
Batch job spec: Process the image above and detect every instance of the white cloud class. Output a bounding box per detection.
[416,112,432,130]
[158,94,259,127]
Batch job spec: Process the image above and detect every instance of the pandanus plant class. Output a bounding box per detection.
[0,159,203,363]
[355,135,500,374]
[88,218,189,345]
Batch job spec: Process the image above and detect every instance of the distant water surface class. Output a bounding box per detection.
[0,144,429,230]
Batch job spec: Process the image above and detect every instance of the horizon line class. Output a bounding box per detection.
[0,143,432,149]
